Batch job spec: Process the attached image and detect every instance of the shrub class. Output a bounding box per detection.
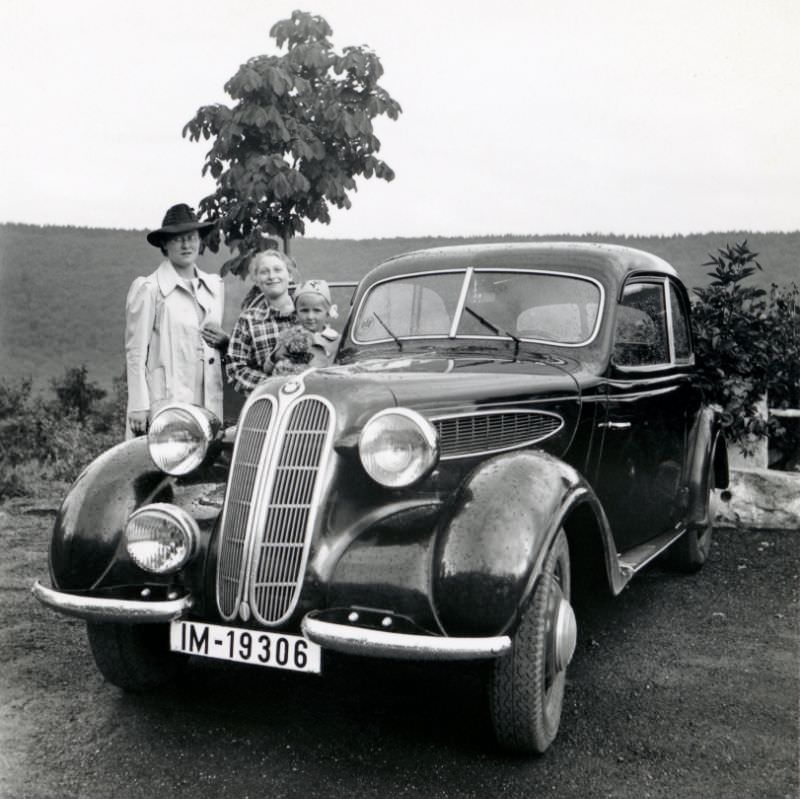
[764,283,800,468]
[51,365,106,423]
[692,240,800,460]
[0,370,125,500]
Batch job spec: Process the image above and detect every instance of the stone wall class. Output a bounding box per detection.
[713,468,800,530]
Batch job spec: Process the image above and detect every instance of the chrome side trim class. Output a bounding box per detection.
[32,581,192,623]
[617,526,687,579]
[301,616,511,660]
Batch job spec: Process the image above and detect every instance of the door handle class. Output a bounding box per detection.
[598,421,632,430]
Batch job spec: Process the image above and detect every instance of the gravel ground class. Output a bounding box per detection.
[0,499,797,799]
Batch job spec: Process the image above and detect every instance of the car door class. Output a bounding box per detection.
[593,277,698,553]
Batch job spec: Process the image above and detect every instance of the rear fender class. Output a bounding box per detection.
[686,406,729,527]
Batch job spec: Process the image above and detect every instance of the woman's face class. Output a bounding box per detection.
[252,255,290,300]
[163,231,200,269]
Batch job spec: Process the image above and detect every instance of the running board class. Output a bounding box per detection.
[617,527,687,580]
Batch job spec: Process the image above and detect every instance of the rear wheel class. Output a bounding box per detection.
[86,622,186,692]
[670,519,713,573]
[670,481,715,573]
[489,528,575,754]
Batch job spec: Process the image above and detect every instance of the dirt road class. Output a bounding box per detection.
[1,498,797,799]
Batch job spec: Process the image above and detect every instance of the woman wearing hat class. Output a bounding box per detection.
[125,204,227,438]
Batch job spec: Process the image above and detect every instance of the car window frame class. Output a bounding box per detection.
[349,267,606,349]
[612,275,694,373]
[666,277,694,365]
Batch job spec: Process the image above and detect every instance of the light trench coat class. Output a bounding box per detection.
[125,260,224,438]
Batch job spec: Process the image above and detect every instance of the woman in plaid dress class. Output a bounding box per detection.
[225,250,298,394]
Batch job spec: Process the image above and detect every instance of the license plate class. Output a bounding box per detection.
[170,620,321,674]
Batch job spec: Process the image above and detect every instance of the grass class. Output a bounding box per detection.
[1,223,798,391]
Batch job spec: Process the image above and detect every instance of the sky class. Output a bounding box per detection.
[1,0,798,238]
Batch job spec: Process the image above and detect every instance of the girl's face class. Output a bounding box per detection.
[163,231,200,269]
[295,293,329,332]
[252,255,290,299]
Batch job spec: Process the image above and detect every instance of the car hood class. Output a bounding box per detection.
[305,354,580,411]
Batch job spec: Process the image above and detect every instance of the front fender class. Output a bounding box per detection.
[50,439,230,593]
[50,438,169,589]
[432,450,585,637]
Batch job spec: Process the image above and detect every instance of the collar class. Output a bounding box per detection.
[316,325,339,342]
[156,259,219,297]
[267,304,296,321]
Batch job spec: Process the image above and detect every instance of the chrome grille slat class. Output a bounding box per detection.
[433,411,564,459]
[216,393,333,626]
[215,398,275,619]
[249,397,332,625]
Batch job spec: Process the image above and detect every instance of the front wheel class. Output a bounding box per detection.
[86,622,186,692]
[489,528,575,754]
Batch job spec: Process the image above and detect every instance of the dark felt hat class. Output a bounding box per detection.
[146,204,215,247]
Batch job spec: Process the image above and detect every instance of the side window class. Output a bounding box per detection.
[613,282,669,367]
[668,282,692,361]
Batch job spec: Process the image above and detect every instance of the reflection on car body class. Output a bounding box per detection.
[33,243,728,754]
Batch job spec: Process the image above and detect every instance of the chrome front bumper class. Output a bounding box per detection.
[31,581,193,623]
[301,615,511,660]
[33,582,512,660]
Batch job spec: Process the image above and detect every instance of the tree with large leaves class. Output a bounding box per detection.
[183,10,402,276]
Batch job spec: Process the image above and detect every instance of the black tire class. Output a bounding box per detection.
[86,622,186,692]
[670,519,713,573]
[670,484,715,573]
[489,528,572,754]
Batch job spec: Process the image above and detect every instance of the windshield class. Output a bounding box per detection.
[352,269,603,347]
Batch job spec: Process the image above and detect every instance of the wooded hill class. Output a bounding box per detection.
[1,223,797,390]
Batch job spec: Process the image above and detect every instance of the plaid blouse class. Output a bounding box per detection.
[225,305,297,394]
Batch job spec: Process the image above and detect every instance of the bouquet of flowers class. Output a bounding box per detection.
[272,325,314,376]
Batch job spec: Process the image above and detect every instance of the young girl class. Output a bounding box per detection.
[272,280,341,374]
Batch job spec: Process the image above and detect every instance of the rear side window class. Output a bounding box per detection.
[668,282,692,361]
[613,283,669,366]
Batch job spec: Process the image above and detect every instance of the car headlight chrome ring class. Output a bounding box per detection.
[125,503,198,574]
[359,408,439,488]
[147,403,219,475]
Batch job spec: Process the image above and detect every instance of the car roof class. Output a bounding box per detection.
[362,242,679,286]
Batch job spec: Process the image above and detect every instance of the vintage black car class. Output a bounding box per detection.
[33,243,728,754]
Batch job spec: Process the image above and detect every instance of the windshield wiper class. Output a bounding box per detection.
[372,312,403,351]
[463,306,521,359]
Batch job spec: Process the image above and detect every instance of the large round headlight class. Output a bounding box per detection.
[359,408,438,488]
[148,403,218,475]
[125,503,198,574]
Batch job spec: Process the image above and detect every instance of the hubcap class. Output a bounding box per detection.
[552,596,577,673]
[544,576,577,677]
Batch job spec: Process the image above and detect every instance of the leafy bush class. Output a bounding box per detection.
[765,283,800,410]
[692,241,800,461]
[0,369,125,501]
[51,364,106,423]
[764,283,800,468]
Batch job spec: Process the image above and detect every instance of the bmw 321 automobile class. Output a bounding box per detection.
[33,243,728,753]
